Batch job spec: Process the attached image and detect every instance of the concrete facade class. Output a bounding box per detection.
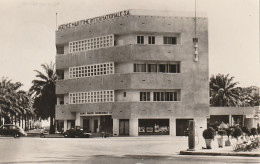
[55,9,209,136]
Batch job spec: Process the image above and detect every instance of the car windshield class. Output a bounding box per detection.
[9,126,17,130]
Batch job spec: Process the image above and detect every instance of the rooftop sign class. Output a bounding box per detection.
[58,10,130,30]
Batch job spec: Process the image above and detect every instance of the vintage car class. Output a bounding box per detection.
[0,124,27,138]
[63,126,92,138]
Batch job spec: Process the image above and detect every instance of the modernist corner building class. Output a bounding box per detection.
[55,9,209,136]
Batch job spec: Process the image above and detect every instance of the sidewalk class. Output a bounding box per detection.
[180,138,260,157]
[26,129,64,138]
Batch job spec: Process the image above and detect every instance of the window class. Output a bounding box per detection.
[123,92,126,97]
[56,45,64,54]
[169,64,180,73]
[137,36,144,44]
[163,37,177,45]
[158,64,167,73]
[134,64,146,72]
[148,64,157,72]
[69,62,114,79]
[153,92,178,101]
[148,36,155,44]
[69,90,114,104]
[69,34,114,53]
[134,63,180,73]
[140,92,150,101]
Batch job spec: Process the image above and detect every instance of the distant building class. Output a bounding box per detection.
[55,9,209,136]
[209,106,260,129]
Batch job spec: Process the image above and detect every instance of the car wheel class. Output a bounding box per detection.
[14,133,20,138]
[40,133,45,138]
[64,134,68,138]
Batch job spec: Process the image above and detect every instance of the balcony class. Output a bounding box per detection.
[56,44,186,69]
[55,73,184,94]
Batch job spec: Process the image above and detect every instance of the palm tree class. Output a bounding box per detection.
[0,77,23,124]
[16,91,34,129]
[29,62,57,134]
[210,74,242,107]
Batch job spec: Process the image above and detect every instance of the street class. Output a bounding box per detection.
[0,136,259,163]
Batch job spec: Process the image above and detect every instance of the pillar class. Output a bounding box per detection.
[64,120,68,131]
[169,118,176,136]
[129,118,138,136]
[80,117,83,127]
[75,112,80,126]
[113,119,119,136]
[245,118,254,129]
[194,117,207,148]
[188,120,195,151]
[229,115,232,126]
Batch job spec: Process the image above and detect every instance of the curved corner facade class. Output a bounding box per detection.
[55,9,209,136]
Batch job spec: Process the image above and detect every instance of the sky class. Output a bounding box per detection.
[0,0,259,91]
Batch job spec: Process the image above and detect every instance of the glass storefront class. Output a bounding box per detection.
[138,119,169,135]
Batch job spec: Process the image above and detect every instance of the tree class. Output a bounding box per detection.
[0,77,33,127]
[210,74,242,107]
[16,90,34,129]
[244,86,260,106]
[0,77,22,124]
[29,62,57,134]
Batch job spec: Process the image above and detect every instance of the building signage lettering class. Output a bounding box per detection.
[80,111,112,116]
[58,10,130,30]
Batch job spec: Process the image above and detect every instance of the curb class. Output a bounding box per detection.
[180,150,260,157]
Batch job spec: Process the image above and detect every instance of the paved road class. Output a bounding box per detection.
[0,136,259,163]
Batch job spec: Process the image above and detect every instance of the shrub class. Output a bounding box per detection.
[203,127,216,139]
[225,128,233,139]
[232,127,243,139]
[251,128,258,136]
[242,126,250,136]
[218,130,226,136]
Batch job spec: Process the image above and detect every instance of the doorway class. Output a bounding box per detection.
[83,119,90,131]
[119,119,129,135]
[94,120,98,133]
[176,119,193,136]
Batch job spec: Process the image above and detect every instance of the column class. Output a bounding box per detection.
[113,119,119,136]
[194,117,207,148]
[64,120,68,131]
[80,117,83,127]
[229,115,232,126]
[98,116,100,133]
[129,118,138,136]
[169,118,176,136]
[75,112,80,126]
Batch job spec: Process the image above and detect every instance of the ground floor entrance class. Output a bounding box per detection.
[119,119,129,135]
[58,114,206,137]
[176,119,193,136]
[81,115,113,133]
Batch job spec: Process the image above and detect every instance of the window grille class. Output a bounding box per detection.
[69,34,114,53]
[69,90,114,104]
[69,62,114,79]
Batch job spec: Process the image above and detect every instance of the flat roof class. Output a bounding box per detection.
[58,9,207,31]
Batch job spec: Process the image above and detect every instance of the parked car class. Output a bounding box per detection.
[0,124,27,138]
[40,128,50,138]
[63,126,92,138]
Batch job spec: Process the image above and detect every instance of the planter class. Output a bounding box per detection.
[217,137,224,148]
[225,140,231,146]
[205,139,212,149]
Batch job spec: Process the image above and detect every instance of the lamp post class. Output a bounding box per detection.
[187,120,195,151]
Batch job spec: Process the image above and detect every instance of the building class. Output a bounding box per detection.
[55,9,209,136]
[209,106,260,129]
